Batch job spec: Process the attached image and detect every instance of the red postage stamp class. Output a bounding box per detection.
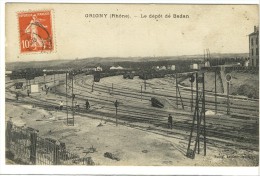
[18,10,53,53]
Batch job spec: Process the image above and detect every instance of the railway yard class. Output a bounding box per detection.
[5,71,259,166]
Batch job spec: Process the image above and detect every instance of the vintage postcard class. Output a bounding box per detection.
[1,1,259,175]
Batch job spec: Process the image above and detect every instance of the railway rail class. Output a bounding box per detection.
[5,73,259,155]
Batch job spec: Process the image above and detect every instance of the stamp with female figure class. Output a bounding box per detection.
[18,10,53,53]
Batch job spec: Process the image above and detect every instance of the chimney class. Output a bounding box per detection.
[254,26,257,32]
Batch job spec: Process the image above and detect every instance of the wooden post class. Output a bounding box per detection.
[30,131,37,164]
[53,143,60,165]
[144,79,146,90]
[115,100,118,126]
[92,83,94,92]
[141,85,143,101]
[112,83,113,94]
[54,74,56,95]
[6,120,12,149]
[116,106,118,126]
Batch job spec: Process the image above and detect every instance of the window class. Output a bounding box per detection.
[257,48,259,56]
[252,49,254,56]
[251,38,254,46]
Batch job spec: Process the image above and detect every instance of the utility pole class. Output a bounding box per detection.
[196,73,200,154]
[72,73,74,126]
[66,73,68,125]
[202,72,206,156]
[191,81,193,111]
[215,70,217,114]
[176,73,178,108]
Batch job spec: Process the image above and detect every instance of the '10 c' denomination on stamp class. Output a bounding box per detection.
[18,10,53,53]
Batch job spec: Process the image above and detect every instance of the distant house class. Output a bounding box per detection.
[95,66,103,71]
[170,65,176,70]
[160,66,167,70]
[243,58,250,67]
[190,63,199,70]
[5,70,12,76]
[204,60,210,67]
[110,66,124,70]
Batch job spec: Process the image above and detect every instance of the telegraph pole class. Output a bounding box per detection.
[176,73,178,108]
[66,72,68,125]
[214,70,217,114]
[72,73,74,126]
[202,72,206,156]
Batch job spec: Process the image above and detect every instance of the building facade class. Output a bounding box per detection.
[249,26,259,67]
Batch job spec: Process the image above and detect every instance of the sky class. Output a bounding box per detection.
[5,4,259,62]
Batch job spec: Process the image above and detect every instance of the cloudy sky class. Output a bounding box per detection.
[5,3,259,62]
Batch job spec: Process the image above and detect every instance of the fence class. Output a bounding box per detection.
[5,120,93,165]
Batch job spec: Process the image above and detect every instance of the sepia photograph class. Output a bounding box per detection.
[1,1,259,175]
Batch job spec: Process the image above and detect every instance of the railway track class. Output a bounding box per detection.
[74,75,258,118]
[5,74,259,154]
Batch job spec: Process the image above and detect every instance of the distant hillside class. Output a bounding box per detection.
[6,53,248,71]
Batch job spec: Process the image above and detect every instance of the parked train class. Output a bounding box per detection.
[10,68,44,80]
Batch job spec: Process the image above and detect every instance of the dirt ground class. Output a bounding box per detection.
[5,101,258,166]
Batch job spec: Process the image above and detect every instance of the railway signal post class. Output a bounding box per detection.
[66,72,75,126]
[186,72,206,159]
[214,70,218,114]
[189,74,195,111]
[226,74,232,115]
